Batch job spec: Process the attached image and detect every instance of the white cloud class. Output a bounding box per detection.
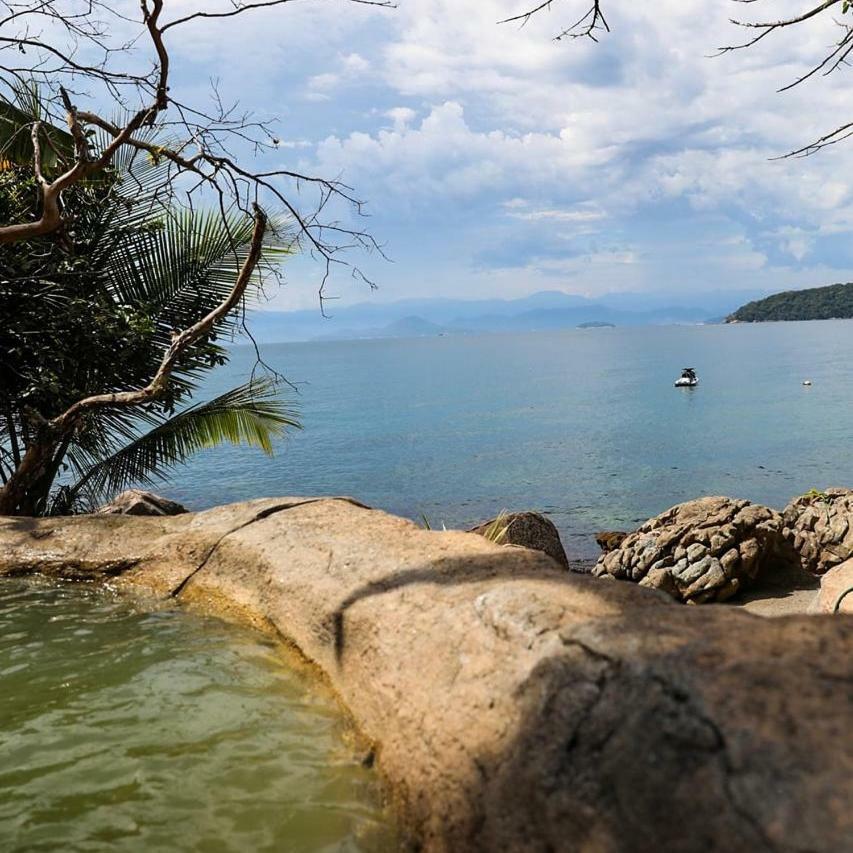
[307,72,340,91]
[772,226,814,261]
[115,0,853,301]
[341,52,371,73]
[505,203,606,224]
[385,106,418,130]
[315,100,620,204]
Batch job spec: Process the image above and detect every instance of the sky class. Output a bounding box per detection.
[145,1,853,309]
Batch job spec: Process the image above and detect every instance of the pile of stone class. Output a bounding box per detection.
[592,497,793,604]
[591,489,853,611]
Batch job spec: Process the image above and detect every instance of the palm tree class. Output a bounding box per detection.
[0,93,300,516]
[52,378,299,514]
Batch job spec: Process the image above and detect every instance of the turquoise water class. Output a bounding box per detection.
[168,320,853,559]
[0,580,394,852]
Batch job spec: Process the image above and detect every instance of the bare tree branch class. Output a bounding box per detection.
[500,1,609,41]
[0,0,388,277]
[53,205,268,428]
[503,1,853,157]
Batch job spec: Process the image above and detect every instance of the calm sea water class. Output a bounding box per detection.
[166,320,853,559]
[0,579,394,852]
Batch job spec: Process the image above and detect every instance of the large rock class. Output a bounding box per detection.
[811,559,853,614]
[469,511,569,570]
[97,489,188,517]
[1,498,851,851]
[593,496,793,604]
[783,488,853,575]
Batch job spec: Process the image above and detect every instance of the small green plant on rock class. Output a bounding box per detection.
[481,512,512,545]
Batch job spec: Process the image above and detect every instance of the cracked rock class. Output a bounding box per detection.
[783,488,853,575]
[593,496,790,604]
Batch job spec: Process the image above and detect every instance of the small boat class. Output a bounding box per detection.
[674,367,698,387]
[803,379,812,386]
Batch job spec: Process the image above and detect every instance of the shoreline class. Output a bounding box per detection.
[1,496,850,850]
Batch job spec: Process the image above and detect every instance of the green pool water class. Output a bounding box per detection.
[0,579,396,852]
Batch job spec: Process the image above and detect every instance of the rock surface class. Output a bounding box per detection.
[1,497,851,852]
[595,530,627,553]
[812,559,853,614]
[783,488,853,575]
[97,489,187,516]
[593,496,795,604]
[469,511,569,570]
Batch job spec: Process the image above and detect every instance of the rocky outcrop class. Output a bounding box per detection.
[812,559,853,614]
[593,497,795,604]
[470,511,569,569]
[783,488,853,575]
[1,497,851,852]
[595,530,627,553]
[98,489,187,516]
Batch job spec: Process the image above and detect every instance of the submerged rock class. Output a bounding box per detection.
[1,498,850,851]
[783,488,853,575]
[470,511,569,570]
[593,496,794,604]
[97,489,188,517]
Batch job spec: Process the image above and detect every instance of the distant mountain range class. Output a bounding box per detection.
[243,288,771,344]
[727,282,853,323]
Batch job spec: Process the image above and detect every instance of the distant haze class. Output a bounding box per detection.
[243,288,770,343]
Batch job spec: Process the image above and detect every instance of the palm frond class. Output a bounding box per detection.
[0,83,74,170]
[68,379,300,501]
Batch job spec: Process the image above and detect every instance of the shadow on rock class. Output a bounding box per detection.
[467,606,852,852]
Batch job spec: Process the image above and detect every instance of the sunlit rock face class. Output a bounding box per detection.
[592,496,798,604]
[783,488,853,576]
[0,498,851,851]
[97,489,187,516]
[469,511,570,570]
[812,559,853,614]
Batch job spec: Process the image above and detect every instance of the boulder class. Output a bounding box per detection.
[595,530,627,553]
[1,498,851,851]
[593,496,794,604]
[811,558,853,614]
[97,489,188,517]
[782,488,853,575]
[470,511,569,570]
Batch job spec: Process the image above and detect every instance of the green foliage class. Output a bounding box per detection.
[727,283,853,323]
[0,102,298,514]
[0,82,74,171]
[65,380,300,508]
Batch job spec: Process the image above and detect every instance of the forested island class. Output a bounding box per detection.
[727,282,853,322]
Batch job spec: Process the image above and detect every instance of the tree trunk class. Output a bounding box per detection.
[0,437,62,516]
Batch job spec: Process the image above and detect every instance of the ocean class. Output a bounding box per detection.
[166,319,853,560]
